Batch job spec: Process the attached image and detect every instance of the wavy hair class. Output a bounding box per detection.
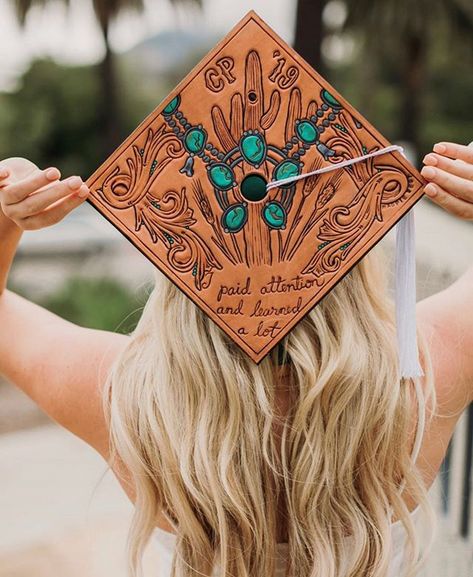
[103,243,437,577]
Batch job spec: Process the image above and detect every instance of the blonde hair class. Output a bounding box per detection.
[103,243,437,577]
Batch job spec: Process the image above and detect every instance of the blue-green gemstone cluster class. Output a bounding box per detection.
[208,163,236,191]
[262,201,287,230]
[163,95,181,116]
[157,86,347,242]
[273,160,301,188]
[321,89,342,110]
[184,127,207,154]
[295,120,319,144]
[222,204,248,233]
[240,131,267,167]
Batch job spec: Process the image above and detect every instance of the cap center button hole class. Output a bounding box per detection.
[240,173,268,202]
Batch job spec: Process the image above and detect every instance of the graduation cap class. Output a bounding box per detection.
[86,11,426,375]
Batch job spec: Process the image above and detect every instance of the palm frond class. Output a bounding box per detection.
[92,0,145,30]
[344,0,473,39]
[442,0,473,37]
[13,0,202,29]
[169,0,202,6]
[13,0,70,26]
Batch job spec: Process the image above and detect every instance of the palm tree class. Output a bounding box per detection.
[13,0,202,155]
[294,0,328,76]
[343,0,473,154]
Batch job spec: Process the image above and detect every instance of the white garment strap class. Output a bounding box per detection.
[266,145,404,190]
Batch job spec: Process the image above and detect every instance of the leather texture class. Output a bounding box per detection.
[85,11,426,363]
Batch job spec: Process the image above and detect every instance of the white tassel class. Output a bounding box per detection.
[395,209,424,379]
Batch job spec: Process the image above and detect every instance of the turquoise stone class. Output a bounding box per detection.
[273,160,300,188]
[262,201,286,229]
[222,204,247,233]
[240,133,266,166]
[296,120,318,144]
[208,163,235,191]
[184,127,207,154]
[163,95,181,115]
[321,89,342,110]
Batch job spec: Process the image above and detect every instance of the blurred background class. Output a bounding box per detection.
[0,0,472,575]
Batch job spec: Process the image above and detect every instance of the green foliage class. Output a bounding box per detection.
[116,57,175,137]
[0,57,169,179]
[330,62,400,135]
[327,11,473,160]
[40,277,145,334]
[0,59,101,177]
[337,0,473,158]
[344,0,473,41]
[422,27,473,149]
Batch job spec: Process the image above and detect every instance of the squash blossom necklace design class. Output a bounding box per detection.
[161,88,344,234]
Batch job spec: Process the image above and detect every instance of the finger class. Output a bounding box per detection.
[7,176,85,219]
[420,165,473,203]
[0,166,10,182]
[21,185,90,230]
[423,152,473,182]
[433,142,473,164]
[423,183,473,221]
[2,167,61,204]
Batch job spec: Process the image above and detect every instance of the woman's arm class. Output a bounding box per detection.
[0,291,129,456]
[0,159,130,457]
[417,265,473,419]
[418,141,473,414]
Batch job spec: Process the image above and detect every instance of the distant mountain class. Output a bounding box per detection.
[125,28,222,75]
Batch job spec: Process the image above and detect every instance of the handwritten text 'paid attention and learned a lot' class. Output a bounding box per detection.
[215,275,319,323]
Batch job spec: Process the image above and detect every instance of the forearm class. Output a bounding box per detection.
[0,287,128,456]
[0,214,23,295]
[459,262,473,284]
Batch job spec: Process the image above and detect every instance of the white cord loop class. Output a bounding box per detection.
[266,145,404,190]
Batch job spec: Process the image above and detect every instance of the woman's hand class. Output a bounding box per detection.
[421,142,473,221]
[0,157,90,231]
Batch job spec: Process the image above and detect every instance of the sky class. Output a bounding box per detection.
[0,0,296,92]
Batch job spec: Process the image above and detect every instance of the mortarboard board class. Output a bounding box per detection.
[85,11,426,374]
